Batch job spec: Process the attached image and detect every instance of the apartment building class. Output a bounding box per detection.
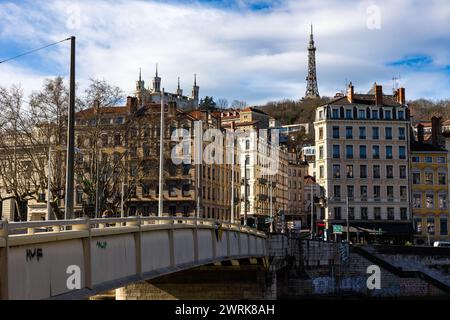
[74,97,240,220]
[314,83,412,244]
[412,118,450,244]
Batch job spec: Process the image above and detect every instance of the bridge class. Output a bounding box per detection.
[0,217,267,300]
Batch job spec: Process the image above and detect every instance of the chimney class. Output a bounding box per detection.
[347,82,354,103]
[375,85,383,106]
[127,96,138,113]
[431,116,442,147]
[398,87,406,105]
[417,124,424,143]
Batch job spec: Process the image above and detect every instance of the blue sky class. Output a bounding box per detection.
[0,0,449,104]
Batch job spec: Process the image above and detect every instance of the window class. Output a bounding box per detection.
[76,189,83,205]
[385,110,392,120]
[346,145,354,159]
[425,156,432,163]
[115,117,124,124]
[345,109,352,119]
[182,184,190,197]
[427,218,435,235]
[400,166,407,179]
[319,128,324,140]
[359,110,366,119]
[439,194,447,209]
[386,146,393,159]
[319,111,324,120]
[360,186,368,200]
[386,165,394,179]
[372,127,379,139]
[333,126,340,138]
[412,156,420,163]
[372,145,380,159]
[438,172,446,185]
[426,193,434,209]
[359,127,366,139]
[319,146,324,160]
[334,186,341,199]
[183,164,191,176]
[319,166,324,179]
[361,207,368,220]
[333,165,341,179]
[415,218,422,234]
[142,183,151,197]
[385,127,393,140]
[425,171,433,184]
[387,208,395,220]
[373,165,380,179]
[334,207,342,220]
[399,127,406,140]
[398,110,405,120]
[359,146,367,159]
[346,165,354,179]
[437,157,446,164]
[346,126,353,139]
[372,110,379,119]
[333,145,340,159]
[332,109,339,119]
[246,140,250,150]
[400,186,407,200]
[374,186,381,201]
[360,165,367,179]
[413,193,422,208]
[387,186,394,201]
[412,172,421,184]
[348,207,355,220]
[440,219,448,236]
[347,185,354,200]
[399,146,406,159]
[169,184,177,197]
[374,207,381,220]
[401,208,408,220]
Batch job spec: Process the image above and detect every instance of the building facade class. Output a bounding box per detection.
[411,119,450,244]
[314,83,412,243]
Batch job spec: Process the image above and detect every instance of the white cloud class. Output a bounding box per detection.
[0,0,449,104]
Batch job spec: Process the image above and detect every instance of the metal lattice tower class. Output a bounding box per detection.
[305,25,320,99]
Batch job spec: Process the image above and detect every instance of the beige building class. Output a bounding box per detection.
[74,97,240,220]
[314,83,412,243]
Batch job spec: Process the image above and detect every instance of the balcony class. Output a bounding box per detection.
[258,194,268,201]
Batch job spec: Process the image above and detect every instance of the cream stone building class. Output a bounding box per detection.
[314,83,412,243]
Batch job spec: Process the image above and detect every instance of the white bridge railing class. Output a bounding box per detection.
[0,216,267,300]
[0,216,265,238]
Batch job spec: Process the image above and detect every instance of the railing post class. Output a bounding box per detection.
[73,218,92,290]
[127,216,142,278]
[0,221,9,300]
[193,221,199,263]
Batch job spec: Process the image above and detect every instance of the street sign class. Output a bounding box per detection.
[333,225,343,234]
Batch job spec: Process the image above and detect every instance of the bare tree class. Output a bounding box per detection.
[231,100,247,109]
[216,98,229,109]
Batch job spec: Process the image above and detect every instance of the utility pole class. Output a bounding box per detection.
[46,146,52,221]
[230,123,235,224]
[121,180,125,218]
[311,184,314,238]
[64,36,76,221]
[269,173,273,233]
[158,89,165,217]
[244,158,248,226]
[195,121,203,219]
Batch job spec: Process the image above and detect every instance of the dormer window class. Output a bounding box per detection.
[332,109,339,119]
[345,109,352,119]
[385,110,392,120]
